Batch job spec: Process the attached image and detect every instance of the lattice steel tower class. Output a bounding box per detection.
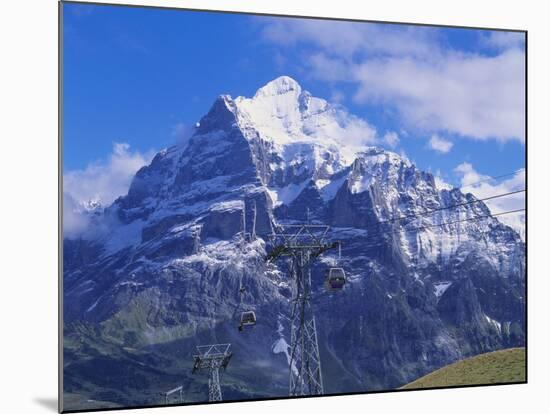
[192,344,232,402]
[267,224,338,396]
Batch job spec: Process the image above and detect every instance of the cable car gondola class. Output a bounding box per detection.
[238,311,256,331]
[325,267,346,292]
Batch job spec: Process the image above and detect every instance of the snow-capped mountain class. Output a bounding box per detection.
[63,76,525,409]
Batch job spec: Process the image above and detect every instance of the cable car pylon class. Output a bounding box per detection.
[266,222,340,396]
[192,344,232,402]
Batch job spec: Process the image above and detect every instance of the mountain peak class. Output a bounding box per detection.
[254,76,302,98]
[231,76,372,167]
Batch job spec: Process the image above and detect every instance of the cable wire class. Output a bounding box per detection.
[453,168,525,190]
[381,189,525,225]
[328,207,525,253]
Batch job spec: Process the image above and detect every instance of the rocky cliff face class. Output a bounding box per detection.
[63,76,525,409]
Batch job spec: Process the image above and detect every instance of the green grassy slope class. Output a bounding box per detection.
[401,348,526,390]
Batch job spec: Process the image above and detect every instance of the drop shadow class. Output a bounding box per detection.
[34,397,58,412]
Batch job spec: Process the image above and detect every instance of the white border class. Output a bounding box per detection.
[1,1,548,413]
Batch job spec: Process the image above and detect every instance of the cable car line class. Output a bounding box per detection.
[380,189,525,225]
[327,208,526,255]
[319,189,525,244]
[456,168,525,190]
[402,208,525,232]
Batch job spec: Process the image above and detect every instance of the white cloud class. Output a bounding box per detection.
[454,162,484,186]
[63,143,155,238]
[434,170,452,190]
[261,18,439,60]
[330,90,345,104]
[63,192,91,239]
[399,149,412,165]
[454,162,525,238]
[260,19,525,142]
[64,142,155,207]
[383,131,400,148]
[482,31,525,50]
[307,53,352,82]
[429,134,453,153]
[330,111,378,149]
[352,50,525,141]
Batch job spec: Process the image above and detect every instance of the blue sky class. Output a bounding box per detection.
[62,2,525,233]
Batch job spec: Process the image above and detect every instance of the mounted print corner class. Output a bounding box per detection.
[60,1,526,412]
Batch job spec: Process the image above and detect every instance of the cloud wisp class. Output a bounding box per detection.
[481,31,526,51]
[64,142,154,206]
[63,142,155,237]
[454,162,525,238]
[260,18,525,143]
[383,131,400,148]
[429,134,453,154]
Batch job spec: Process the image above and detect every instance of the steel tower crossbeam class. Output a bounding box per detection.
[162,385,183,405]
[192,343,232,402]
[267,223,337,396]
